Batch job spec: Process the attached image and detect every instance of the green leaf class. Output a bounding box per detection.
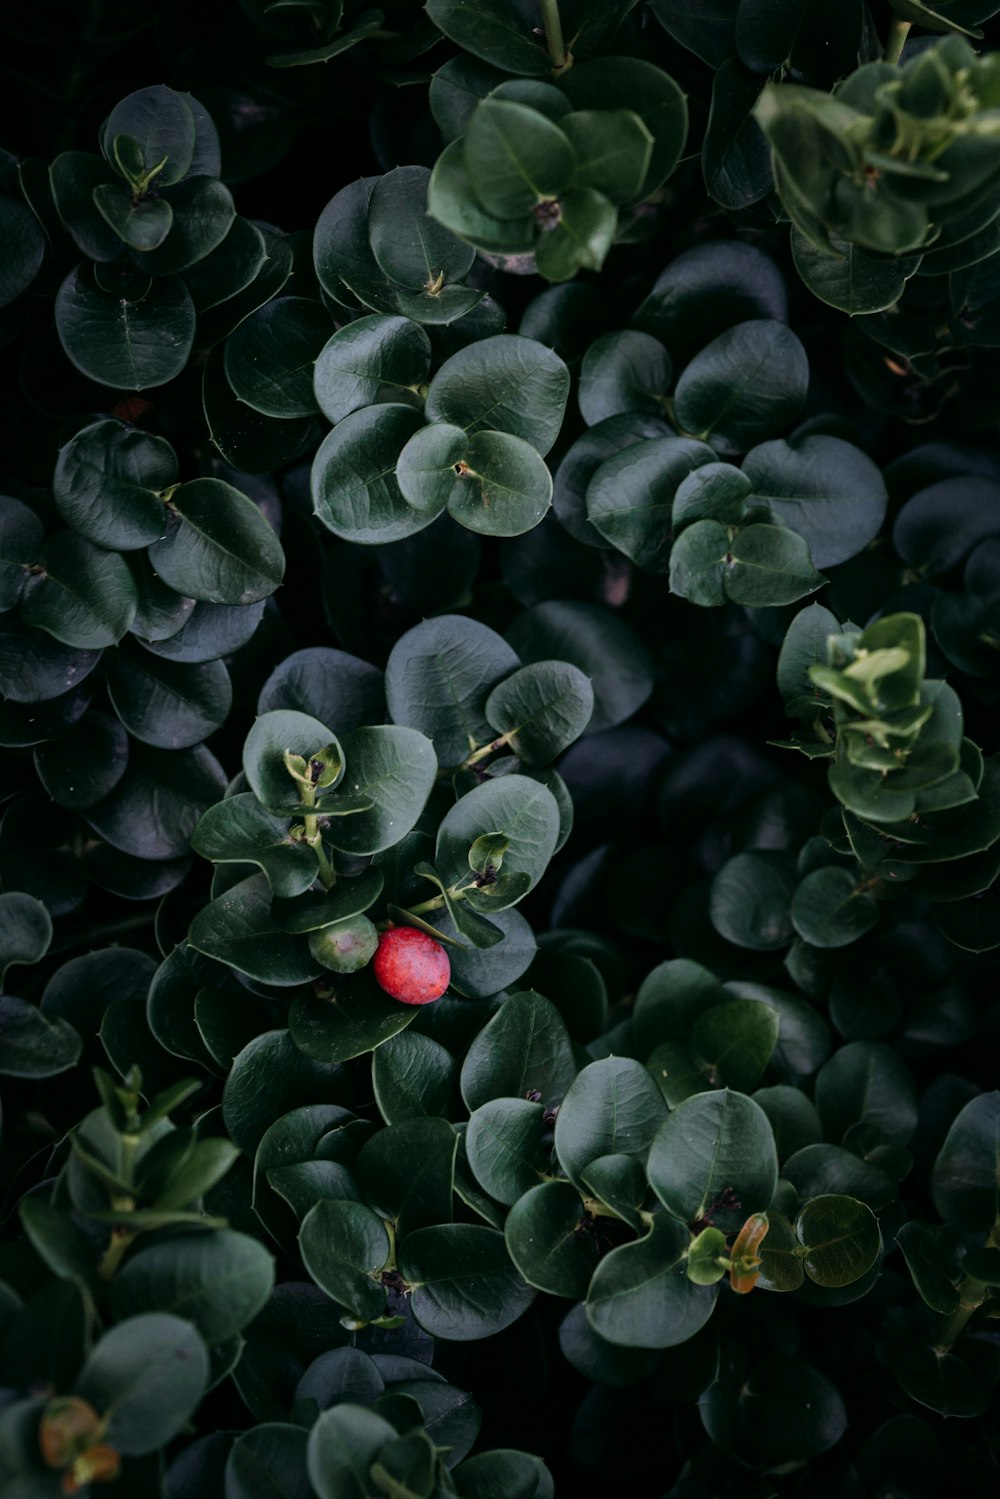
[0,891,53,984]
[562,109,653,204]
[737,1355,848,1461]
[463,99,576,220]
[709,851,797,950]
[372,1030,456,1125]
[312,403,432,544]
[313,315,431,425]
[534,186,618,282]
[55,262,196,390]
[484,660,593,764]
[460,989,577,1110]
[506,599,654,733]
[308,1405,399,1499]
[299,1199,391,1323]
[0,995,80,1077]
[356,1117,457,1237]
[0,194,46,307]
[648,1089,778,1231]
[425,335,570,457]
[369,164,475,291]
[795,1194,881,1287]
[396,423,553,537]
[100,85,198,188]
[109,1230,274,1343]
[465,1098,548,1206]
[289,978,418,1064]
[243,708,342,814]
[222,1028,351,1155]
[674,319,809,455]
[791,866,880,948]
[586,1213,718,1348]
[505,1180,602,1298]
[436,775,560,901]
[0,495,44,611]
[399,1224,536,1341]
[690,1000,779,1092]
[192,793,319,897]
[93,180,173,250]
[148,477,285,605]
[52,419,176,550]
[792,228,921,315]
[75,1313,208,1456]
[814,1041,918,1147]
[226,1425,312,1499]
[895,1220,965,1313]
[224,296,330,418]
[85,741,226,860]
[106,643,232,750]
[742,434,888,569]
[578,330,672,426]
[554,1057,667,1190]
[139,176,235,276]
[426,0,550,75]
[587,436,716,571]
[324,725,438,855]
[384,614,519,767]
[558,55,688,198]
[188,873,323,985]
[272,870,385,932]
[887,1337,1000,1419]
[931,1090,1000,1230]
[22,532,137,649]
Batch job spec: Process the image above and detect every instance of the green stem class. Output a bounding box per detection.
[883,16,911,65]
[303,813,337,889]
[97,1228,134,1280]
[405,894,447,916]
[539,0,568,71]
[462,734,512,770]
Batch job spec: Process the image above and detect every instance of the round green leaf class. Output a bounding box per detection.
[0,891,53,984]
[372,1030,456,1125]
[222,1028,351,1156]
[710,851,797,950]
[585,1213,717,1348]
[931,1090,1000,1230]
[299,1200,390,1323]
[690,999,780,1092]
[792,227,922,315]
[647,1089,778,1231]
[356,1117,457,1238]
[791,866,881,948]
[289,979,417,1066]
[578,330,672,426]
[22,532,137,648]
[191,793,319,898]
[106,643,232,749]
[148,477,284,605]
[226,1425,311,1499]
[505,1180,601,1298]
[203,345,319,474]
[75,1313,209,1456]
[324,725,438,856]
[307,1405,398,1499]
[463,99,576,220]
[425,335,570,457]
[460,989,577,1111]
[109,1230,274,1343]
[314,314,431,425]
[484,660,593,764]
[224,296,330,418]
[425,0,550,74]
[0,495,43,611]
[435,775,560,899]
[399,1224,536,1341]
[100,85,197,187]
[93,180,174,250]
[739,1355,847,1461]
[554,1057,667,1190]
[369,164,475,290]
[52,419,176,550]
[312,403,432,544]
[0,996,79,1078]
[55,262,196,390]
[814,1040,918,1147]
[396,423,553,537]
[136,176,234,276]
[85,741,225,860]
[505,600,654,733]
[742,433,888,568]
[587,436,716,570]
[466,1098,548,1207]
[558,56,688,197]
[673,319,808,455]
[243,708,342,814]
[795,1194,881,1287]
[0,195,45,308]
[188,874,322,986]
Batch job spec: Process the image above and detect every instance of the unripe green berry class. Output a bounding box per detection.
[307,913,379,973]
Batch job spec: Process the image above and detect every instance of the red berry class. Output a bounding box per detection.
[372,926,450,1005]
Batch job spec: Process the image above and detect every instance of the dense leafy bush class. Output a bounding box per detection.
[2,1,1000,1495]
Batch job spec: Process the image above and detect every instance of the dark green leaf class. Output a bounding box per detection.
[75,1313,209,1456]
[425,335,570,457]
[399,1224,536,1340]
[55,262,196,390]
[149,478,284,605]
[648,1089,778,1230]
[224,296,330,418]
[586,1213,717,1348]
[554,1057,666,1189]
